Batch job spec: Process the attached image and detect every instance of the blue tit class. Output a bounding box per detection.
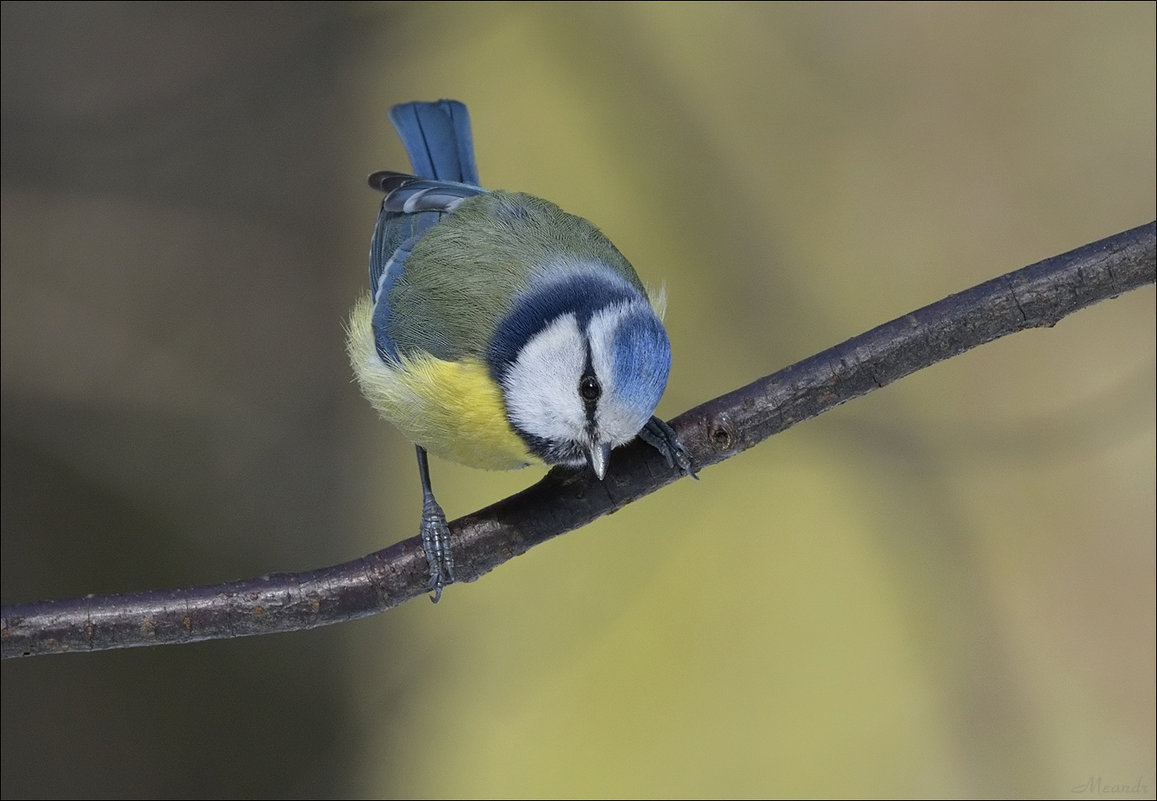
[347,100,692,601]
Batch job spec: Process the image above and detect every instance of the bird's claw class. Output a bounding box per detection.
[420,497,455,603]
[640,416,698,480]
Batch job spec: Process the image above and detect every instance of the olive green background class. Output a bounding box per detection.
[2,3,1153,798]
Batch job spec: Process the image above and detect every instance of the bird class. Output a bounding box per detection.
[347,99,692,601]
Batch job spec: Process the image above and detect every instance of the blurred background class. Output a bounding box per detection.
[2,2,1153,798]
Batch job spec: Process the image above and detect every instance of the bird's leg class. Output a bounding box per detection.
[639,416,698,479]
[415,445,455,602]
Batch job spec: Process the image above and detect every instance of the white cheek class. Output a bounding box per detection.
[503,314,586,442]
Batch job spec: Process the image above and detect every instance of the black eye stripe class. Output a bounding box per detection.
[579,375,601,402]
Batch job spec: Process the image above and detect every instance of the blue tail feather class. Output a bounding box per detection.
[388,100,480,185]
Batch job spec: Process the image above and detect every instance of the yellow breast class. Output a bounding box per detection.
[346,294,536,470]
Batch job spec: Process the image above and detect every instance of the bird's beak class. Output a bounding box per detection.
[587,442,612,480]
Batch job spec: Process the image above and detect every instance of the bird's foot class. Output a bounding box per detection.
[420,496,455,603]
[640,416,698,480]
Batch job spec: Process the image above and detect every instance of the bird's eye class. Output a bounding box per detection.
[579,375,601,402]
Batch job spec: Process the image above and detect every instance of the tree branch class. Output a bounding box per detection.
[3,221,1154,659]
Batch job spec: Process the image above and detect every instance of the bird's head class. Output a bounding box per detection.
[488,265,671,479]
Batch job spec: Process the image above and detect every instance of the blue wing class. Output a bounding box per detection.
[368,100,487,362]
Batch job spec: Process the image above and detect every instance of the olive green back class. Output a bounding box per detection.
[384,191,644,362]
